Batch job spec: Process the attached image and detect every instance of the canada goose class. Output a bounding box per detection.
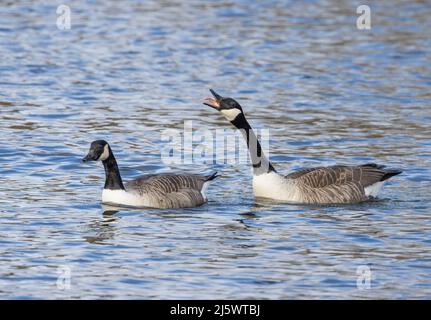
[82,140,218,208]
[203,89,402,204]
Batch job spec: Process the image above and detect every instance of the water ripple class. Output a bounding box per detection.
[0,0,430,299]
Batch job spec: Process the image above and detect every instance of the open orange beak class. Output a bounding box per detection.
[203,89,222,110]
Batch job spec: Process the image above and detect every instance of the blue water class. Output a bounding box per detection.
[0,0,430,299]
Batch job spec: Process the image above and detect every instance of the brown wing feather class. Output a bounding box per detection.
[124,174,211,208]
[297,181,366,203]
[286,163,397,189]
[125,174,207,194]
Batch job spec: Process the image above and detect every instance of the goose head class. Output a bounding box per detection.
[203,89,244,122]
[82,140,110,162]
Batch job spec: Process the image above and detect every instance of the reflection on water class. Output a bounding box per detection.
[83,210,120,245]
[0,0,430,299]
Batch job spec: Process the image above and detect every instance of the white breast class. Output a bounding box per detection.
[252,172,301,202]
[102,189,153,207]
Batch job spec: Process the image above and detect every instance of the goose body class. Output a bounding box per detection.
[253,164,399,204]
[83,140,218,208]
[204,89,402,204]
[102,173,215,208]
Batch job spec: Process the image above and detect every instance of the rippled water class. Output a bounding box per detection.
[0,0,430,299]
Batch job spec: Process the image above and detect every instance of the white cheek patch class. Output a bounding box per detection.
[221,108,242,121]
[98,144,110,161]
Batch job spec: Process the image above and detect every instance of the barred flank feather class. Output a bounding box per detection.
[283,163,402,204]
[125,173,219,208]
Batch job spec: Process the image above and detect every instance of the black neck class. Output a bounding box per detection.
[102,147,125,190]
[231,113,276,175]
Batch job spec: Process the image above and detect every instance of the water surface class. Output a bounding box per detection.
[0,0,430,299]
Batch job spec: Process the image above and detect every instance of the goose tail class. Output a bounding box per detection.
[381,170,402,181]
[205,172,220,182]
[360,163,402,181]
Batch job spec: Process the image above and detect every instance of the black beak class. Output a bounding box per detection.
[203,88,222,110]
[209,89,222,100]
[82,153,93,162]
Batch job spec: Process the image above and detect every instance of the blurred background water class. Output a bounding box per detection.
[0,0,430,299]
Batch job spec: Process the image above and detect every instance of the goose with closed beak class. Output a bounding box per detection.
[82,140,218,208]
[203,89,402,204]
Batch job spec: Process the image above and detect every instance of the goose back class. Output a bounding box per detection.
[286,163,400,188]
[285,163,402,203]
[123,173,214,208]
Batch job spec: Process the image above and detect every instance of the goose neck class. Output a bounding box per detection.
[102,148,125,190]
[231,114,276,175]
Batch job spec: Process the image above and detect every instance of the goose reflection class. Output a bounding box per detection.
[83,205,121,244]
